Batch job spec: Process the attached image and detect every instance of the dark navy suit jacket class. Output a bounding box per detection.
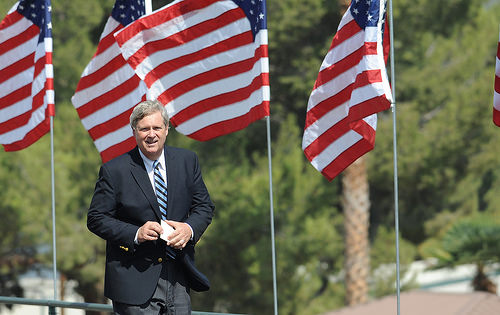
[87,146,214,305]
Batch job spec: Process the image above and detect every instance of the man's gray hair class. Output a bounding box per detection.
[130,100,169,130]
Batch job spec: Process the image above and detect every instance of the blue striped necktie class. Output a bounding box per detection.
[153,160,168,220]
[153,160,176,259]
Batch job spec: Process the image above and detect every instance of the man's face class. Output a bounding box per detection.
[133,111,168,161]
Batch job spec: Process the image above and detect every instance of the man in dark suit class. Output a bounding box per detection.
[87,100,214,314]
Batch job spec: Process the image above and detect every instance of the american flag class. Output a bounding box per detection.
[302,0,392,181]
[71,0,147,163]
[494,28,500,127]
[114,0,270,141]
[0,0,54,151]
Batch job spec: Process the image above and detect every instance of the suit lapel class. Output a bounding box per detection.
[129,147,163,220]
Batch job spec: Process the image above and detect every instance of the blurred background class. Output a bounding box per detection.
[1,0,500,314]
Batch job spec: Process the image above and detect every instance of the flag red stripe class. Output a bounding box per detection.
[0,53,34,85]
[2,116,50,151]
[33,54,46,78]
[187,101,269,141]
[0,11,23,31]
[494,108,500,127]
[144,31,252,87]
[46,77,54,90]
[353,69,383,90]
[0,25,39,56]
[320,122,375,181]
[94,24,123,57]
[305,70,386,130]
[303,117,350,161]
[348,94,391,123]
[99,136,137,163]
[314,46,363,89]
[74,54,127,92]
[327,19,361,52]
[0,108,31,134]
[0,82,46,134]
[364,41,377,55]
[0,85,31,110]
[87,105,136,140]
[76,75,142,119]
[304,94,388,161]
[495,75,500,94]
[304,84,352,129]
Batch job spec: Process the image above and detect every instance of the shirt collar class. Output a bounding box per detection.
[138,148,166,171]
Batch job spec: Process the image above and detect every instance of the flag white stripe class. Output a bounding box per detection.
[0,69,33,99]
[0,14,30,43]
[302,103,349,149]
[72,64,140,109]
[494,91,500,111]
[310,114,376,171]
[176,85,269,134]
[0,102,47,143]
[319,31,364,72]
[0,35,38,69]
[94,124,133,152]
[79,29,122,78]
[496,56,500,77]
[336,8,353,31]
[80,87,145,129]
[307,54,386,113]
[311,130,362,171]
[350,81,389,107]
[0,97,31,123]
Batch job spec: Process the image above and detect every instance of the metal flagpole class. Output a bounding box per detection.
[50,116,57,301]
[261,1,278,312]
[43,0,58,301]
[388,1,401,315]
[265,116,279,315]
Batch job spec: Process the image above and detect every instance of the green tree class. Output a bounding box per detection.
[370,0,500,243]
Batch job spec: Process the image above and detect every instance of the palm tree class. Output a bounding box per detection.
[435,215,500,294]
[342,156,370,305]
[338,0,371,306]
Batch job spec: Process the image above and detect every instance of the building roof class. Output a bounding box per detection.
[322,291,500,315]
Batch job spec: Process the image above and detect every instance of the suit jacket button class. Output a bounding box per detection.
[158,258,163,263]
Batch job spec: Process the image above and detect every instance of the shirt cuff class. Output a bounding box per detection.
[134,229,139,245]
[187,223,194,240]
